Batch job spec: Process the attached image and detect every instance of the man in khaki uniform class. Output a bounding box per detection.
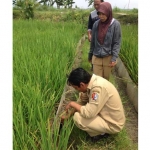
[61,67,125,143]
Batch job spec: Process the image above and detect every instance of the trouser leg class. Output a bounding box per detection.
[73,112,111,136]
[92,55,113,80]
[93,64,103,77]
[103,56,113,80]
[103,66,112,80]
[92,55,103,77]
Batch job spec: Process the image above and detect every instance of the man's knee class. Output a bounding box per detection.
[73,112,80,123]
[73,112,86,130]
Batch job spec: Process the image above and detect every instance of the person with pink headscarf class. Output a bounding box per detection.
[88,2,121,81]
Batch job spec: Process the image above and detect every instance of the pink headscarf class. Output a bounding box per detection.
[97,2,113,45]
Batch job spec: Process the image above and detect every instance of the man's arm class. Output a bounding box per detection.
[110,21,121,64]
[87,14,93,42]
[88,21,97,61]
[87,30,92,42]
[60,101,82,121]
[65,101,82,113]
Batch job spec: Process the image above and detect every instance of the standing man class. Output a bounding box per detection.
[87,0,104,71]
[87,0,104,42]
[61,67,126,143]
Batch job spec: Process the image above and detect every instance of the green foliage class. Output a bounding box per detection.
[113,6,121,12]
[38,0,55,6]
[120,24,138,85]
[24,2,34,19]
[36,4,51,11]
[132,8,138,13]
[120,14,138,24]
[14,0,40,19]
[13,8,138,149]
[113,11,138,24]
[13,20,83,149]
[55,0,75,8]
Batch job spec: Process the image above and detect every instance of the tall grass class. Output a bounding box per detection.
[13,20,83,149]
[120,24,138,85]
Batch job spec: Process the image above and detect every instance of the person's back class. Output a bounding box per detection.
[89,75,125,133]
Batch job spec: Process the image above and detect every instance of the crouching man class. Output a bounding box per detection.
[61,67,125,143]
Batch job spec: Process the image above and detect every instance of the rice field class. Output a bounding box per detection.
[13,16,138,149]
[120,24,138,85]
[13,19,83,149]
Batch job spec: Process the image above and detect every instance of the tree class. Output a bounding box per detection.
[85,0,93,7]
[13,0,17,5]
[13,0,75,9]
[55,0,63,8]
[67,0,75,8]
[55,0,75,9]
[38,0,55,6]
[13,0,39,19]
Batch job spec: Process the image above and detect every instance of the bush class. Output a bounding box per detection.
[113,6,121,12]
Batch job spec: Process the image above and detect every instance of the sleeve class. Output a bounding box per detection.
[111,21,122,62]
[88,14,93,31]
[88,22,97,60]
[80,87,109,118]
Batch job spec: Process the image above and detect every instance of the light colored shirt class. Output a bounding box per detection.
[77,74,125,131]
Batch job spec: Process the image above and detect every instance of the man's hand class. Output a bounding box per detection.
[60,108,74,121]
[65,101,81,113]
[88,31,92,42]
[88,34,92,42]
[61,112,70,120]
[60,101,82,121]
[109,61,117,67]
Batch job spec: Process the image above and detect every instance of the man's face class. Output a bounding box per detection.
[71,83,87,93]
[94,0,101,11]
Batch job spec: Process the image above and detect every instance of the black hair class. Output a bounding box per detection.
[67,67,92,87]
[101,0,104,2]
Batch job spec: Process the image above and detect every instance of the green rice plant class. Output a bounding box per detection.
[13,19,83,149]
[120,24,138,85]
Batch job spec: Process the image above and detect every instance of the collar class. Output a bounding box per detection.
[87,74,97,90]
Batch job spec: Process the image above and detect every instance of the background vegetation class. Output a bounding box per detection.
[13,2,138,149]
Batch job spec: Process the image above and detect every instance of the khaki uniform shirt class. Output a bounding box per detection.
[77,74,125,131]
